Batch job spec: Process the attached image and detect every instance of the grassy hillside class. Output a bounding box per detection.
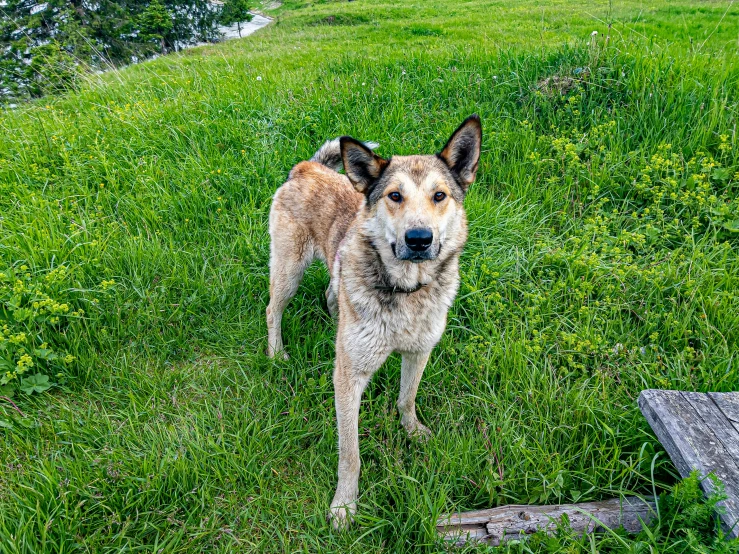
[1,0,738,552]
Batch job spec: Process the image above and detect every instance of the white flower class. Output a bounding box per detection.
[591,31,598,36]
[256,76,262,81]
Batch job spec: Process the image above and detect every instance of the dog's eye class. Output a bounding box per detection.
[434,191,447,202]
[388,192,403,203]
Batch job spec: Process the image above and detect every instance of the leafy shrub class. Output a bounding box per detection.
[3,42,82,99]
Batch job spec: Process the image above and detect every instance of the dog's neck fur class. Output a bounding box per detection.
[334,206,466,305]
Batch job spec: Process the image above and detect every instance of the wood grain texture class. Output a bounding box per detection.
[436,497,656,546]
[638,389,739,539]
[709,392,739,435]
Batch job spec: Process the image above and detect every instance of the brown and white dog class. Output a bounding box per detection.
[266,115,482,527]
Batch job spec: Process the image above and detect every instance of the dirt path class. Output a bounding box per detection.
[219,13,273,40]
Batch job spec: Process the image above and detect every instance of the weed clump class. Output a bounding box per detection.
[0,265,107,397]
[654,472,737,551]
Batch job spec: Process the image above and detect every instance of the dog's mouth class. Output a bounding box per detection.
[390,242,438,263]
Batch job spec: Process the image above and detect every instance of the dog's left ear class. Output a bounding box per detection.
[438,114,482,192]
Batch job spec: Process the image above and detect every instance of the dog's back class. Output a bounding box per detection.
[266,139,368,358]
[272,160,361,268]
[269,137,381,273]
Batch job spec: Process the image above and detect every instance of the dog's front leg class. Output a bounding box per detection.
[397,351,432,438]
[329,329,387,529]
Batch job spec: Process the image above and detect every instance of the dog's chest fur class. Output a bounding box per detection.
[333,222,461,356]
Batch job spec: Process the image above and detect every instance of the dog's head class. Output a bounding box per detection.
[340,115,481,263]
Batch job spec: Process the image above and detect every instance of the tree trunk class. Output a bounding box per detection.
[237,21,242,38]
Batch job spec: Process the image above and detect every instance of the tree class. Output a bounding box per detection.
[138,0,174,54]
[0,1,92,98]
[219,0,252,38]
[0,0,227,102]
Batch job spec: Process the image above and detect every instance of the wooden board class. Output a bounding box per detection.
[638,389,739,539]
[436,496,656,546]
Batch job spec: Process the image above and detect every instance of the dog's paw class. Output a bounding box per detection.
[403,420,432,441]
[266,348,290,361]
[328,502,356,530]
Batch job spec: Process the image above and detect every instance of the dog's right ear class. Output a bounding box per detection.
[438,114,482,193]
[340,136,388,194]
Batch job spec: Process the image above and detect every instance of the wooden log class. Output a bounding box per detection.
[638,389,739,539]
[436,496,656,546]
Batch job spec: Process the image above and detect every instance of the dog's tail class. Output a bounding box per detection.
[310,138,380,172]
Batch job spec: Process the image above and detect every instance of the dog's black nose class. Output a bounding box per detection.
[405,228,433,251]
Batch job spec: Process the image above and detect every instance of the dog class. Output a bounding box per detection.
[266,115,482,527]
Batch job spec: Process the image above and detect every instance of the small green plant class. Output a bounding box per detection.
[518,472,739,552]
[653,472,738,552]
[0,265,98,397]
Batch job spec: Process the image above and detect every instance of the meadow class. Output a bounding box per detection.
[1,0,739,551]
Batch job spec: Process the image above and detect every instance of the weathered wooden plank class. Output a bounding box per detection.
[638,389,739,539]
[709,392,739,436]
[436,496,656,546]
[682,392,739,485]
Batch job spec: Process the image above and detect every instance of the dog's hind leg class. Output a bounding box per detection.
[266,220,313,359]
[397,351,432,438]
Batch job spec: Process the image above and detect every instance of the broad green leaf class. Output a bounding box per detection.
[20,373,53,395]
[33,348,58,361]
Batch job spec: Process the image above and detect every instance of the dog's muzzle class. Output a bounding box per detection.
[394,227,438,262]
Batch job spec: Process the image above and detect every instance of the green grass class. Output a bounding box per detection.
[1,0,739,551]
